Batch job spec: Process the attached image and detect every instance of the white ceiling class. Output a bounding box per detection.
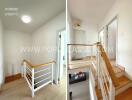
[0,0,65,33]
[68,0,116,26]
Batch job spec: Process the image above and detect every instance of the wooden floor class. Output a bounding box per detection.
[116,87,132,100]
[0,78,66,100]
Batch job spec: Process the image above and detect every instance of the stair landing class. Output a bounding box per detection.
[116,76,131,90]
[115,75,132,95]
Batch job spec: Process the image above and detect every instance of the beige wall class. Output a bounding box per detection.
[99,0,132,78]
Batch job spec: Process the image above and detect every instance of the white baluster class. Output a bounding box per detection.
[109,80,115,100]
[97,47,100,89]
[51,63,54,85]
[24,62,26,78]
[32,68,35,97]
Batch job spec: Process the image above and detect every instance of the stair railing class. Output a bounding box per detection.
[67,43,97,65]
[67,42,118,100]
[89,66,98,100]
[23,60,55,97]
[97,42,117,100]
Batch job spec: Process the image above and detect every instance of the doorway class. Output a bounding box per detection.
[99,29,107,51]
[57,29,67,83]
[107,18,118,65]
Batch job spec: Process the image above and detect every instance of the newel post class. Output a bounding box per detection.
[23,62,26,78]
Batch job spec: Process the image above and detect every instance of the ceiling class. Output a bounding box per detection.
[0,0,65,33]
[68,0,116,27]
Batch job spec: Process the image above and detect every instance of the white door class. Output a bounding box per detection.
[57,29,67,81]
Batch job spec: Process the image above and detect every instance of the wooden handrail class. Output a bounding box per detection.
[23,59,33,67]
[97,42,119,87]
[33,61,55,68]
[67,43,97,46]
[23,59,55,68]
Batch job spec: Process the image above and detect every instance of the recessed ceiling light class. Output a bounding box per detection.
[21,15,32,23]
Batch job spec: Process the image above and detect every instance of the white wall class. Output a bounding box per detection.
[70,22,98,60]
[70,21,98,44]
[0,18,4,85]
[67,10,74,44]
[74,29,86,44]
[107,20,117,60]
[4,30,31,76]
[67,10,75,62]
[99,0,132,78]
[81,22,98,44]
[31,11,66,82]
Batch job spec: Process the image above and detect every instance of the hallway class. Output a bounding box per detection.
[0,78,66,100]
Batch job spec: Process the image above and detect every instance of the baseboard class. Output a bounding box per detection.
[5,73,22,83]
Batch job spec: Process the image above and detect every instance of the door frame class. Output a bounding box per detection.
[106,16,118,65]
[56,28,66,84]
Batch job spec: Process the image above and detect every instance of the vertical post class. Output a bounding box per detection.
[67,44,70,100]
[24,62,26,78]
[91,46,93,60]
[97,45,100,89]
[109,80,115,100]
[51,63,54,85]
[32,68,34,97]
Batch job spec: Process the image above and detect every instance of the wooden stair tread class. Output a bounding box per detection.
[113,65,125,74]
[116,75,131,90]
[115,87,132,100]
[117,65,125,71]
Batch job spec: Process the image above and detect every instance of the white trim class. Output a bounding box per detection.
[56,28,66,84]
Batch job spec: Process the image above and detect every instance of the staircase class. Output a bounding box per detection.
[94,66,132,100]
[90,43,132,100]
[67,42,132,100]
